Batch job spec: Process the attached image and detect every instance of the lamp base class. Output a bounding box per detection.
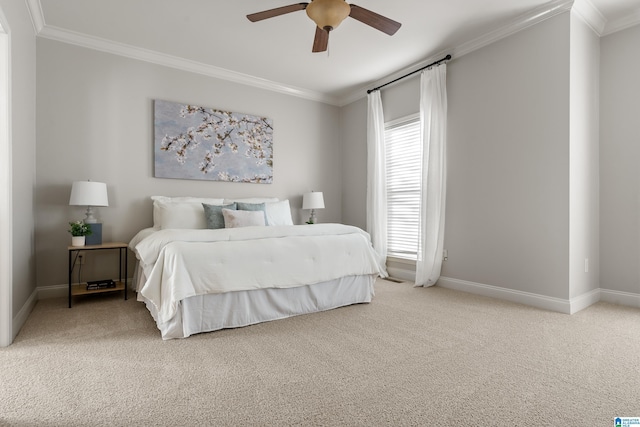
[85,223,102,245]
[83,206,99,224]
[307,210,317,224]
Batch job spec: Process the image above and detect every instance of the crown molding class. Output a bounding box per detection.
[27,1,341,106]
[453,0,574,57]
[37,25,341,105]
[25,0,45,34]
[27,0,637,107]
[0,5,8,33]
[572,0,606,34]
[339,0,573,106]
[602,8,640,36]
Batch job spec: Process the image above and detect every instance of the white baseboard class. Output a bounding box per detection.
[600,288,640,308]
[13,287,38,340]
[437,277,639,314]
[569,288,601,314]
[37,284,67,299]
[437,276,573,314]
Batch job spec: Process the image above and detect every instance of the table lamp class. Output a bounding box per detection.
[69,180,109,244]
[302,191,324,224]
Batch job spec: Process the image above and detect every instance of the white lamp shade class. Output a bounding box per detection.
[302,192,325,210]
[69,181,109,207]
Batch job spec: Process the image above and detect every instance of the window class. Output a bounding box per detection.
[385,115,421,261]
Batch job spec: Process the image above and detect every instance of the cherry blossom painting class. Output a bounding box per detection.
[154,99,273,183]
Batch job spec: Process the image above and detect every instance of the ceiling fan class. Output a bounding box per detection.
[247,0,402,53]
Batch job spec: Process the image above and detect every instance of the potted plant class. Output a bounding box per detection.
[68,220,92,246]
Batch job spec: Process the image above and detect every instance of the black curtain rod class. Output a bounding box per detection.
[367,54,452,94]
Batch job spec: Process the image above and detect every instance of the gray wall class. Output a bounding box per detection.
[342,13,573,299]
[340,96,367,230]
[600,24,640,295]
[341,12,638,304]
[446,13,571,300]
[35,38,343,288]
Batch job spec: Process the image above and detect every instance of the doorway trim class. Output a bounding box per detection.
[0,10,13,347]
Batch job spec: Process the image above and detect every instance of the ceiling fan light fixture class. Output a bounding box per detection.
[306,0,351,31]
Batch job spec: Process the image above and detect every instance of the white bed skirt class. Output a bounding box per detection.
[135,266,376,339]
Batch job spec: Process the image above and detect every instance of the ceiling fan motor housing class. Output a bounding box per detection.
[306,0,351,31]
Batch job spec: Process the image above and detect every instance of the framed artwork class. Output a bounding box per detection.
[154,99,273,183]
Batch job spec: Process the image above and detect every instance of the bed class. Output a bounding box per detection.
[129,196,383,339]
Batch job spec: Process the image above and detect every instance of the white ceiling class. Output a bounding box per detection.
[32,0,640,105]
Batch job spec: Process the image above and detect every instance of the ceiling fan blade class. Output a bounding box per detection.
[349,4,401,36]
[312,26,329,53]
[247,3,309,22]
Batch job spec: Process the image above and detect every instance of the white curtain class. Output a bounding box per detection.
[366,90,389,277]
[415,64,448,287]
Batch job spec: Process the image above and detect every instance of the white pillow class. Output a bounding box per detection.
[222,208,266,228]
[265,200,293,226]
[151,196,225,229]
[223,197,279,205]
[151,196,225,204]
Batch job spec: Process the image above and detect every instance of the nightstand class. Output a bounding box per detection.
[67,242,128,308]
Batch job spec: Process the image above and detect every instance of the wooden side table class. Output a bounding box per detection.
[67,242,128,308]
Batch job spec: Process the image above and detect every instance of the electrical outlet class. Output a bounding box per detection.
[443,249,448,261]
[78,252,85,264]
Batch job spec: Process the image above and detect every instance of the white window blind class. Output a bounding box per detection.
[385,115,421,260]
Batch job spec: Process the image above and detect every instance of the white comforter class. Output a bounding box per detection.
[132,224,382,324]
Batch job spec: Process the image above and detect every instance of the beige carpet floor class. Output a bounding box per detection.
[1,279,639,426]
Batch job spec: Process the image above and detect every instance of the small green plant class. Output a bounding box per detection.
[68,220,92,237]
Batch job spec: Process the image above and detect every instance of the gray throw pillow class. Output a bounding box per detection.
[202,203,237,229]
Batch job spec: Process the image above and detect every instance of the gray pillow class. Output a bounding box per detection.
[236,202,268,225]
[202,203,237,229]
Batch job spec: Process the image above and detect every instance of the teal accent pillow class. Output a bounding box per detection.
[236,202,269,225]
[202,203,237,229]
